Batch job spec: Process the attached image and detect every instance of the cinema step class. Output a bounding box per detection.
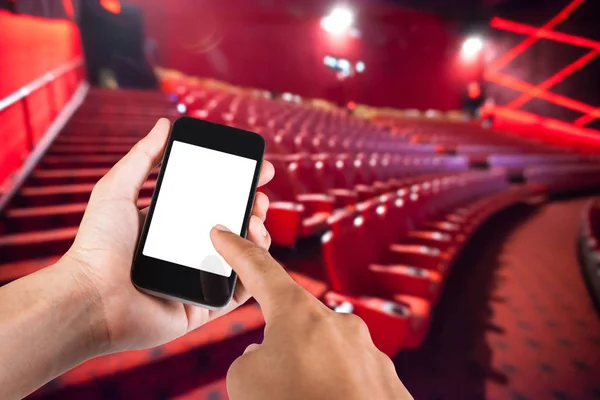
[173,378,228,400]
[74,110,176,119]
[28,168,160,186]
[41,155,125,169]
[0,256,60,286]
[65,116,169,126]
[59,128,152,137]
[61,122,168,135]
[0,227,78,262]
[77,104,176,113]
[60,123,166,135]
[29,272,326,400]
[47,144,134,155]
[13,180,156,207]
[55,136,141,145]
[4,197,152,232]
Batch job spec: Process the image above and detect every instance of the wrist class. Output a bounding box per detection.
[53,254,112,357]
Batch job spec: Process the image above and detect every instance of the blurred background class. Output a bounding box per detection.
[0,0,599,398]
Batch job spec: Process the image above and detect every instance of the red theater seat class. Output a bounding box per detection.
[260,156,332,246]
[324,291,430,356]
[321,220,433,351]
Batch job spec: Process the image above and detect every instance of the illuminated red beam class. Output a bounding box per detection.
[487,0,584,74]
[485,72,595,115]
[488,105,600,146]
[574,109,600,127]
[508,49,600,109]
[491,18,600,51]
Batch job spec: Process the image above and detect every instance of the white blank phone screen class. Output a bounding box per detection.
[143,140,257,277]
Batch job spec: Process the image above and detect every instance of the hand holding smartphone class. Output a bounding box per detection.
[131,117,265,309]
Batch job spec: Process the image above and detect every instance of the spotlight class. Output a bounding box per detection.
[324,55,337,67]
[355,61,365,73]
[321,7,354,35]
[337,58,351,76]
[176,103,187,114]
[461,36,483,60]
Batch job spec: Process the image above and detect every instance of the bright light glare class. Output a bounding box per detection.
[324,55,337,67]
[337,58,351,76]
[462,36,483,60]
[356,61,365,73]
[176,103,187,114]
[321,7,354,35]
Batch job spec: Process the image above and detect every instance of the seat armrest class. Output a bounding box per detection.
[369,264,442,301]
[427,221,460,232]
[354,185,376,201]
[297,193,335,215]
[324,291,410,356]
[384,244,446,272]
[408,230,452,242]
[405,230,454,250]
[327,188,359,208]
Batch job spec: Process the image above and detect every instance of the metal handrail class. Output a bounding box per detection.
[0,57,84,113]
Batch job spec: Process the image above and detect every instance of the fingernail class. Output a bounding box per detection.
[214,224,231,232]
[261,224,268,237]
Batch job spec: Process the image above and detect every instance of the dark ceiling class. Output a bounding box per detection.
[390,0,565,19]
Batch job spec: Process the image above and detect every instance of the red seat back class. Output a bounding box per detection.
[261,157,301,201]
[322,211,374,295]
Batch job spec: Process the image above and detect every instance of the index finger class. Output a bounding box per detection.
[210,225,302,322]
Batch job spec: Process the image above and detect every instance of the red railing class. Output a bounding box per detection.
[0,11,86,210]
[0,57,84,151]
[0,58,87,212]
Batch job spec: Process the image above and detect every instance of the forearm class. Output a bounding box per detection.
[0,259,106,399]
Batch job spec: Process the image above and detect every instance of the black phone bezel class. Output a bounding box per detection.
[131,116,265,309]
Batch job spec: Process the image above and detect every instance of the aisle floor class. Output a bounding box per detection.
[395,199,600,400]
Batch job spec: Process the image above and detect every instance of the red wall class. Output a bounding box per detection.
[127,0,466,110]
[0,12,83,189]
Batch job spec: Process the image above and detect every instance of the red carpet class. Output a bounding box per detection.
[395,199,600,400]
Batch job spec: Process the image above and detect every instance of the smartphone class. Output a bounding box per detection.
[131,117,265,309]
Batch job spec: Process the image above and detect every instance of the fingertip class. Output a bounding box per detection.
[247,215,270,251]
[144,118,171,147]
[150,118,171,136]
[243,343,261,355]
[258,191,270,208]
[253,192,269,220]
[210,224,227,241]
[157,117,171,127]
[250,214,268,237]
[263,159,274,172]
[212,224,231,233]
[264,160,274,177]
[258,160,275,186]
